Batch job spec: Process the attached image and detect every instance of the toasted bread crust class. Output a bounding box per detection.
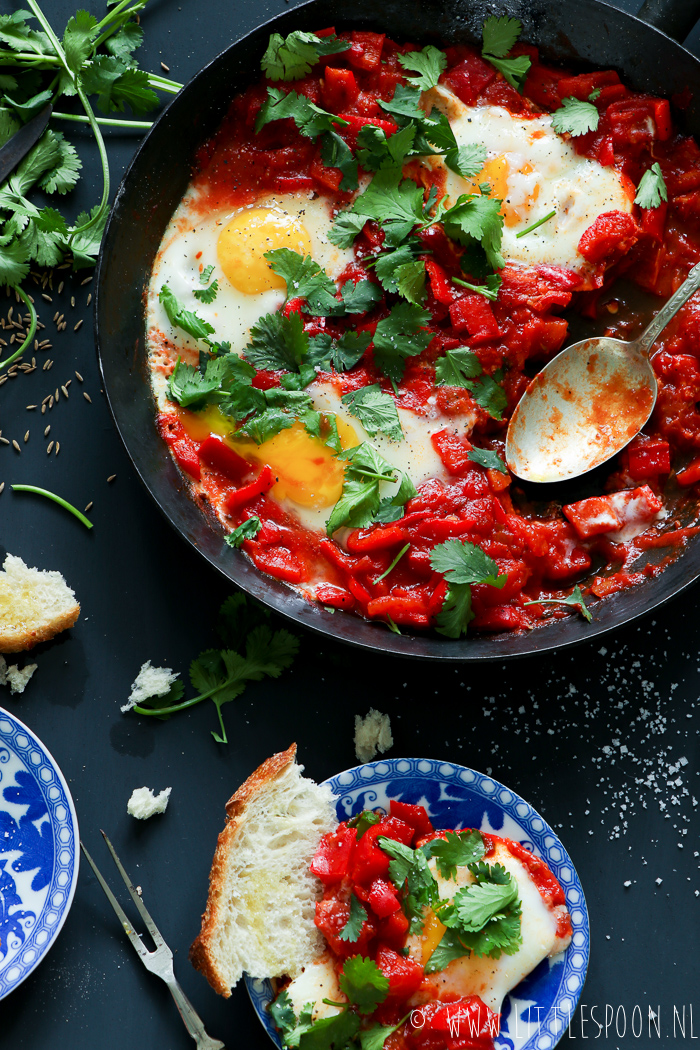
[189,743,298,997]
[0,601,80,654]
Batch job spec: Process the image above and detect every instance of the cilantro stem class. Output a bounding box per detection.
[375,542,410,583]
[147,73,184,93]
[52,111,153,129]
[352,468,397,483]
[133,677,235,716]
[452,276,499,300]
[26,0,111,244]
[91,0,147,51]
[0,288,36,372]
[11,485,94,529]
[515,209,556,238]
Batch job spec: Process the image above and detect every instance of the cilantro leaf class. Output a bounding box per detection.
[167,356,227,408]
[265,248,339,314]
[356,123,416,173]
[193,279,218,304]
[62,10,97,75]
[398,46,447,90]
[482,15,522,58]
[453,865,519,930]
[295,1009,360,1049]
[348,809,382,838]
[372,241,423,295]
[244,311,308,372]
[339,279,382,314]
[9,129,62,197]
[225,517,262,548]
[328,211,366,249]
[159,284,215,342]
[339,892,368,942]
[200,264,215,285]
[0,236,30,286]
[373,471,417,523]
[338,956,389,1015]
[421,829,485,880]
[308,330,372,372]
[255,87,348,139]
[551,96,600,137]
[435,347,482,386]
[269,991,298,1038]
[261,30,350,82]
[424,928,472,973]
[342,385,404,442]
[430,538,507,588]
[442,194,505,271]
[69,203,108,268]
[349,165,426,247]
[372,302,433,384]
[105,22,143,62]
[484,53,532,92]
[467,446,508,473]
[435,583,473,639]
[360,1017,410,1050]
[395,259,427,305]
[38,131,81,195]
[634,161,668,209]
[320,128,359,191]
[81,55,159,114]
[379,836,439,905]
[524,583,592,622]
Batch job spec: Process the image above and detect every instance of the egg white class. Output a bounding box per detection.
[422,85,634,274]
[147,192,355,356]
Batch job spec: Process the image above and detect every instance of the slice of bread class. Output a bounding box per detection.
[190,744,338,997]
[0,554,80,654]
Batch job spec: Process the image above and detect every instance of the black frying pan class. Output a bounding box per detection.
[95,0,700,661]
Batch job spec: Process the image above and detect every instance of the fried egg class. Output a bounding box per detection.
[148,192,355,355]
[421,85,634,274]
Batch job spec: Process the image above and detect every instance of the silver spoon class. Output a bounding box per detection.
[505,261,700,483]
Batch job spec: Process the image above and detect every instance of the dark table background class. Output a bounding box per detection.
[1,0,699,1046]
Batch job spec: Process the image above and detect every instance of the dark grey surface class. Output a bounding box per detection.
[0,0,699,1047]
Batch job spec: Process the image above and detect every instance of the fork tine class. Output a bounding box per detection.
[100,830,166,948]
[80,841,148,958]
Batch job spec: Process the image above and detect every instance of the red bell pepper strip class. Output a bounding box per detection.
[225,464,274,512]
[198,435,249,482]
[627,439,671,478]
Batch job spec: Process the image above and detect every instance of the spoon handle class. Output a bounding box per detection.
[635,260,700,357]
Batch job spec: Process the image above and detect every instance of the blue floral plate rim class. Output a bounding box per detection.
[0,705,80,1000]
[246,756,589,1050]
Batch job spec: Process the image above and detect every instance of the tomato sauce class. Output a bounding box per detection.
[156,29,700,636]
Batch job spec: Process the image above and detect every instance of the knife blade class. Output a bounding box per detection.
[0,102,54,186]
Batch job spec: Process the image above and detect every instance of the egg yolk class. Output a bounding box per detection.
[463,157,540,228]
[217,207,313,295]
[249,418,358,508]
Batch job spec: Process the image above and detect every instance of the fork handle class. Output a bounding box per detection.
[164,977,226,1050]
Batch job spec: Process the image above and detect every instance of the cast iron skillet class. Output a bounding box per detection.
[96,0,700,661]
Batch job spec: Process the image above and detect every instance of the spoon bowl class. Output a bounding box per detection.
[506,261,700,483]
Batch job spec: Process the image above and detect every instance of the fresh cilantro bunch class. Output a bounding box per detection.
[269,955,408,1050]
[0,1,182,369]
[126,594,298,743]
[429,538,508,637]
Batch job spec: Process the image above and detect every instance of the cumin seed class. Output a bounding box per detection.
[61,385,69,398]
[23,431,29,443]
[83,392,92,403]
[161,61,170,71]
[107,474,116,482]
[46,441,54,454]
[0,437,8,444]
[44,425,50,437]
[55,442,60,455]
[75,371,83,382]
[70,295,75,308]
[12,440,20,452]
[58,281,64,295]
[52,311,59,322]
[41,405,45,414]
[86,293,92,306]
[26,405,37,410]
[80,276,93,286]
[48,396,54,408]
[73,319,83,332]
[84,501,93,512]
[41,294,52,302]
[0,483,4,495]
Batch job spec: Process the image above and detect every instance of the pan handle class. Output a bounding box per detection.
[637,0,700,41]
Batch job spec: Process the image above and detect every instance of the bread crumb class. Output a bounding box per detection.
[354,708,393,763]
[0,654,38,694]
[121,660,179,712]
[127,786,172,819]
[0,553,79,654]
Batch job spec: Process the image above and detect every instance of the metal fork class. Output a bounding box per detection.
[81,832,225,1050]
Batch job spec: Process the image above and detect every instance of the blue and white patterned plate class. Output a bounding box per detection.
[0,706,79,1000]
[246,757,589,1050]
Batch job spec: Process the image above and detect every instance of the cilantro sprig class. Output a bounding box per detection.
[126,595,298,744]
[397,46,447,91]
[261,30,350,82]
[524,583,592,622]
[327,443,416,535]
[435,347,508,420]
[341,385,404,442]
[430,539,508,638]
[481,15,531,92]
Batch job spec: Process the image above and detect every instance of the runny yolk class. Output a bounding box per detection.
[248,418,358,508]
[217,207,313,294]
[463,157,541,228]
[178,406,359,510]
